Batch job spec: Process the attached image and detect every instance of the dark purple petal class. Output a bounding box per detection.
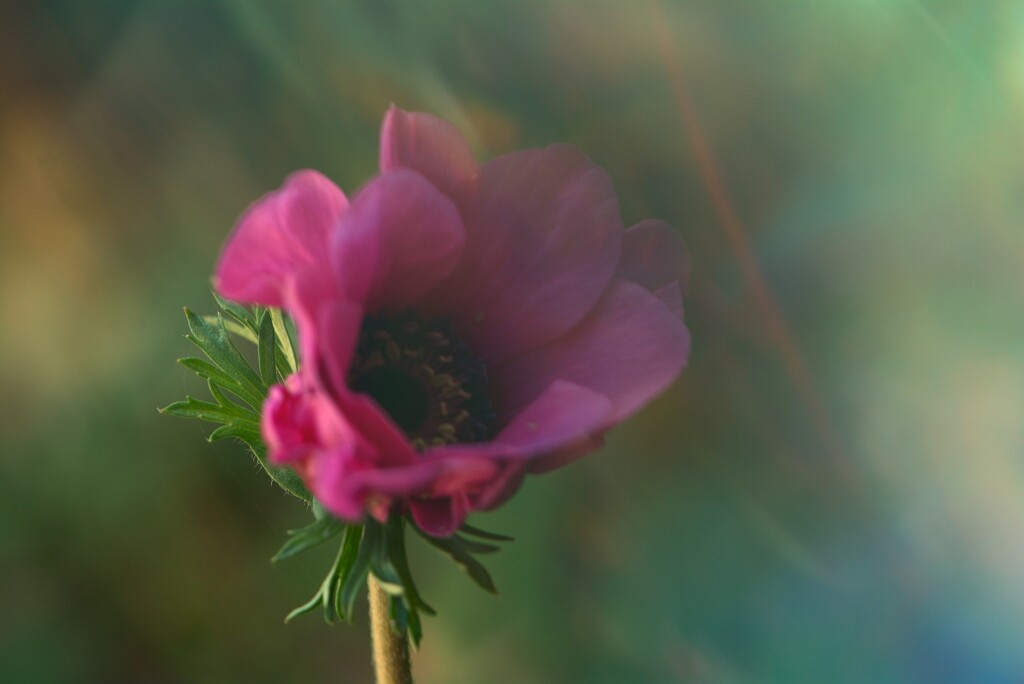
[428,145,623,364]
[496,279,690,427]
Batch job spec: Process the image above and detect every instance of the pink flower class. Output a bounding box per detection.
[215,106,691,536]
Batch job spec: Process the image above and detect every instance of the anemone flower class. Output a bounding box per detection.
[215,106,691,537]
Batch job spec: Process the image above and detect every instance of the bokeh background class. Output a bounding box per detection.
[3,1,1023,682]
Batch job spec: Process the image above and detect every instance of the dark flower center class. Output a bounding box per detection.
[348,310,496,449]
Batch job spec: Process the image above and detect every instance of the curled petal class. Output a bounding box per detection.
[409,496,466,537]
[264,375,348,465]
[216,171,347,307]
[330,391,419,468]
[296,296,417,470]
[263,376,322,465]
[380,105,478,196]
[291,434,437,523]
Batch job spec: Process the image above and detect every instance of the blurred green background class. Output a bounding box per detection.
[3,1,1023,682]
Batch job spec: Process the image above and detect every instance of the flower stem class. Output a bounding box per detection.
[369,575,412,684]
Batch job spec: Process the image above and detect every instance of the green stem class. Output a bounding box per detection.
[369,575,412,684]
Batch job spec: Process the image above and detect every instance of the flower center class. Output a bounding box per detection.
[348,310,496,449]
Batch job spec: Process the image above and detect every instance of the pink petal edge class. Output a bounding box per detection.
[332,168,466,312]
[380,105,478,196]
[216,170,347,307]
[495,279,690,426]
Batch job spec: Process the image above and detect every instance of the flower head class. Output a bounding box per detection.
[215,106,691,536]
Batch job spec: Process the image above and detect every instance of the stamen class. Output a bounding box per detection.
[349,310,496,448]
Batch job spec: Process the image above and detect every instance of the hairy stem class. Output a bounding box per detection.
[369,575,412,684]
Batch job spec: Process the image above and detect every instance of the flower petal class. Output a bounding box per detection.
[332,169,466,311]
[216,170,347,307]
[332,391,419,466]
[652,282,685,320]
[617,219,691,298]
[263,374,348,465]
[326,457,496,531]
[380,105,478,196]
[429,145,623,363]
[494,380,611,455]
[279,270,360,395]
[526,435,605,474]
[418,381,609,493]
[294,289,419,469]
[469,462,525,510]
[409,496,465,537]
[495,279,690,427]
[283,425,431,523]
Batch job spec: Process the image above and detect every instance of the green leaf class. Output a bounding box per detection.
[184,313,264,411]
[332,524,366,621]
[184,308,266,400]
[284,591,322,623]
[384,517,433,648]
[369,523,405,595]
[160,396,260,425]
[277,513,445,646]
[339,525,374,620]
[386,518,435,615]
[460,523,515,542]
[416,527,499,595]
[204,315,258,345]
[452,536,502,555]
[257,310,278,386]
[207,423,263,448]
[271,307,297,374]
[322,553,345,623]
[272,514,346,563]
[390,594,421,648]
[206,378,234,411]
[248,448,312,502]
[178,356,237,387]
[166,301,312,503]
[284,524,360,624]
[212,291,259,334]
